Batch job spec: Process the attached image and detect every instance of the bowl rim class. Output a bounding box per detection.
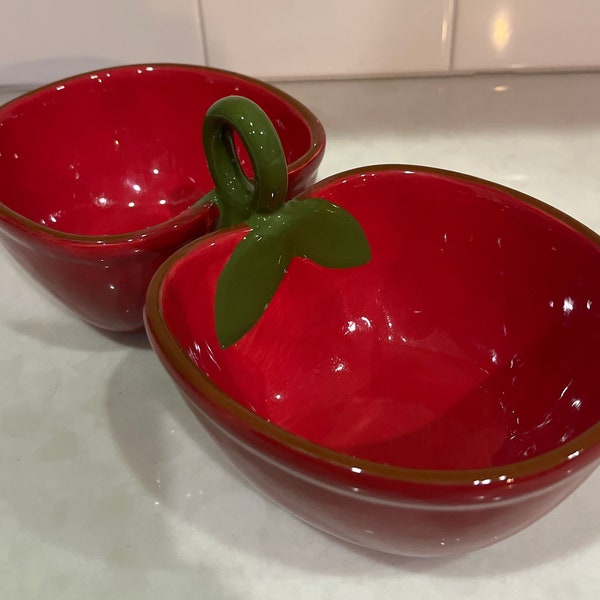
[0,62,326,246]
[145,163,600,488]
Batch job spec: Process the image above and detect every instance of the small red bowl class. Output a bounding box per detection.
[0,64,325,331]
[145,165,600,556]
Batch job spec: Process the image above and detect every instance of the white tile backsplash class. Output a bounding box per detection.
[0,0,205,86]
[200,0,454,80]
[0,0,600,85]
[453,0,600,72]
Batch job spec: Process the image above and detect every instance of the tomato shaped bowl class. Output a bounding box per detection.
[144,165,600,557]
[0,63,325,331]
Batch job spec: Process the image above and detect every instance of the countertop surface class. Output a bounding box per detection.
[1,72,599,599]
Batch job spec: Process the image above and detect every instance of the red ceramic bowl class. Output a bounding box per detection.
[144,165,600,556]
[0,64,325,331]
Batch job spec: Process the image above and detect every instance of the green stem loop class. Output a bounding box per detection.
[202,95,289,228]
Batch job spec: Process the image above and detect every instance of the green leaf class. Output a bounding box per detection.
[285,198,371,268]
[215,228,293,348]
[215,198,371,348]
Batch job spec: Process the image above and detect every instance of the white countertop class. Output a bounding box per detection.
[1,72,600,599]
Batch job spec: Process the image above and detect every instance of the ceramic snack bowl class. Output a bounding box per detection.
[0,63,325,331]
[145,163,600,557]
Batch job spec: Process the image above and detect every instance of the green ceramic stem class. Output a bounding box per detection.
[198,94,371,348]
[202,95,289,228]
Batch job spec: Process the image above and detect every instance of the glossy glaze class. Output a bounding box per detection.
[0,64,325,331]
[145,165,600,556]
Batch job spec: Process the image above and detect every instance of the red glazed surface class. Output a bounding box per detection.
[0,63,325,331]
[145,165,600,556]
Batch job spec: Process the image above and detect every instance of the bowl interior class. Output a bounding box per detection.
[158,168,600,470]
[0,65,314,236]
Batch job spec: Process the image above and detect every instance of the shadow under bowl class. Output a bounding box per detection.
[145,165,600,556]
[0,63,325,331]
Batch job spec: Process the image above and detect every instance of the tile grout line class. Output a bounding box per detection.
[447,0,460,73]
[195,0,211,66]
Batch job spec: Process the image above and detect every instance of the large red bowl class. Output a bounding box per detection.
[0,64,325,331]
[144,165,600,556]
